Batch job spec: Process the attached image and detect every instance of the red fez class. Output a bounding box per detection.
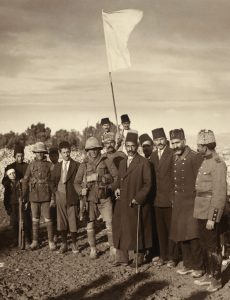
[121,114,130,123]
[126,132,138,144]
[139,134,153,145]
[152,128,166,139]
[101,118,110,125]
[169,128,185,140]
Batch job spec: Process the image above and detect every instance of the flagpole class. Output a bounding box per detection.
[108,72,119,131]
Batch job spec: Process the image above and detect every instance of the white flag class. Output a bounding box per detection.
[102,9,143,72]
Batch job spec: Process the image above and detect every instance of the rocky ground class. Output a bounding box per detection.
[0,201,229,300]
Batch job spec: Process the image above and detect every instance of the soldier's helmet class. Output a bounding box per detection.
[32,142,48,153]
[85,137,102,151]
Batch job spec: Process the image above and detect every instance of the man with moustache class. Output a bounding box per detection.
[170,129,204,277]
[113,132,153,267]
[100,118,112,145]
[150,128,178,267]
[139,134,155,159]
[193,130,227,292]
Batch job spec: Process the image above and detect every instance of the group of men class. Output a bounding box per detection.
[2,113,229,293]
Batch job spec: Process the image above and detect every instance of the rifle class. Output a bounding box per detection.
[79,166,89,221]
[18,182,25,250]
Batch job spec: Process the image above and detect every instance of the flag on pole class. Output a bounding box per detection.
[102,9,143,72]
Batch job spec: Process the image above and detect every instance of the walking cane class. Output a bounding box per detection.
[136,204,141,274]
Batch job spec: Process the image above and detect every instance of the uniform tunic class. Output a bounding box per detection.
[170,146,203,242]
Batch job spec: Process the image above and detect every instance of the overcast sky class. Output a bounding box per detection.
[0,0,229,139]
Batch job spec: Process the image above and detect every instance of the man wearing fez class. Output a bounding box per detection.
[139,133,159,262]
[150,128,179,267]
[50,141,80,254]
[193,130,227,292]
[100,118,112,145]
[2,143,32,246]
[23,142,56,251]
[113,132,153,267]
[76,137,118,260]
[169,129,204,277]
[116,114,138,154]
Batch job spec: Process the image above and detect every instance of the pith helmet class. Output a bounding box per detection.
[85,137,102,150]
[32,142,48,153]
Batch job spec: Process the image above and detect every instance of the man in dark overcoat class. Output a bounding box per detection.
[169,129,204,277]
[150,128,179,267]
[113,132,153,267]
[50,141,80,254]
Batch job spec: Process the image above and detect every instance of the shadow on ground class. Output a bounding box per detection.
[50,272,168,300]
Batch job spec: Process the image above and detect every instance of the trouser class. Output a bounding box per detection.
[87,198,113,247]
[155,207,179,262]
[50,206,57,236]
[30,201,53,242]
[180,238,204,271]
[198,219,222,280]
[10,203,19,243]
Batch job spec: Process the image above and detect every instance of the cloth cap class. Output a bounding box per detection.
[121,114,130,123]
[197,129,216,145]
[125,132,138,144]
[169,129,185,140]
[85,137,102,150]
[32,142,48,153]
[101,118,110,125]
[139,134,153,146]
[103,132,116,142]
[152,128,166,140]
[14,144,24,156]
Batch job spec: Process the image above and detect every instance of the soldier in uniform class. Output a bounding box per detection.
[169,129,204,277]
[76,137,118,260]
[150,128,179,267]
[193,130,227,292]
[22,142,56,251]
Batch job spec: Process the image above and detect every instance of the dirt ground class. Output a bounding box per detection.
[0,202,229,300]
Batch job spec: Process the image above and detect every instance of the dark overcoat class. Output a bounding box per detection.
[150,146,174,207]
[113,153,153,251]
[51,159,80,206]
[170,146,203,242]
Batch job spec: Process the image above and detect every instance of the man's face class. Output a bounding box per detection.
[125,141,138,157]
[102,123,110,133]
[153,137,167,150]
[171,139,186,156]
[15,153,24,163]
[197,144,207,156]
[142,142,153,158]
[49,153,59,164]
[60,148,71,161]
[104,140,115,153]
[35,152,45,161]
[88,148,100,158]
[122,122,130,130]
[7,169,16,181]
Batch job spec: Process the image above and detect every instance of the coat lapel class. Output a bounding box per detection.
[65,159,75,182]
[122,154,140,179]
[158,146,170,168]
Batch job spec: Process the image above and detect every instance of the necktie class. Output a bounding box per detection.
[62,161,68,183]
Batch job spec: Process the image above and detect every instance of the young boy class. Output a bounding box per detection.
[3,167,21,246]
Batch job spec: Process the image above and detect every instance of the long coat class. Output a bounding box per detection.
[150,146,174,207]
[51,158,80,206]
[113,153,153,251]
[170,146,203,242]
